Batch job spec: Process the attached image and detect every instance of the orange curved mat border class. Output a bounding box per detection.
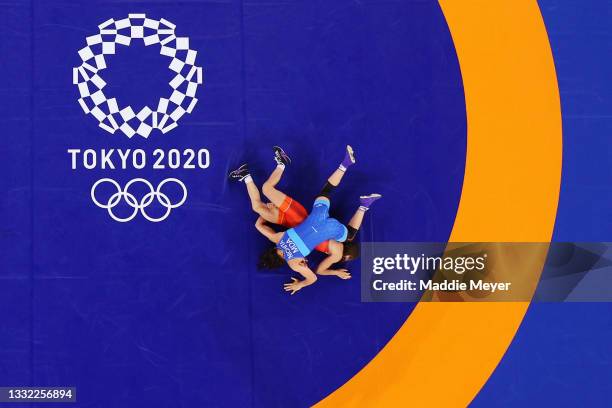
[316,1,562,407]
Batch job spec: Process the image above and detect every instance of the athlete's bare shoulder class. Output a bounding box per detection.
[327,240,344,260]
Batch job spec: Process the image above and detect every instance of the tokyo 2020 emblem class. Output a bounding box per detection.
[73,14,203,138]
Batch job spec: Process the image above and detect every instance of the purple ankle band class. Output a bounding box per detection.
[341,153,354,169]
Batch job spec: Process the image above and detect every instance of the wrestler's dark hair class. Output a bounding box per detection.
[258,247,285,270]
[342,241,360,262]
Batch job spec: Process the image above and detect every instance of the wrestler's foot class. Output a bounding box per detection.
[339,145,356,171]
[359,193,382,211]
[228,163,251,182]
[273,146,291,166]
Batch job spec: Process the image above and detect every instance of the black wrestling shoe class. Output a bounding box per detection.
[228,163,250,182]
[273,146,292,166]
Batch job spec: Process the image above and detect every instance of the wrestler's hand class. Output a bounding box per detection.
[283,278,303,295]
[332,269,351,279]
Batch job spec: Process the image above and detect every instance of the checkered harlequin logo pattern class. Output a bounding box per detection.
[73,14,203,138]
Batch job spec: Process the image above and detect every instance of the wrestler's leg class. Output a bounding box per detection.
[345,194,382,241]
[262,166,289,208]
[229,163,278,222]
[262,147,291,207]
[317,145,356,200]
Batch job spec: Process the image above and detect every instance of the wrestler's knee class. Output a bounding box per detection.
[252,202,268,214]
[261,181,275,197]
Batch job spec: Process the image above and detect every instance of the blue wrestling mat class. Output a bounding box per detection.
[0,1,465,406]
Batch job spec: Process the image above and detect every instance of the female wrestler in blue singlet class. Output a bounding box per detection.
[276,198,348,262]
[234,145,381,295]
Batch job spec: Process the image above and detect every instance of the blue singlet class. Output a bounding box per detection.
[277,198,348,261]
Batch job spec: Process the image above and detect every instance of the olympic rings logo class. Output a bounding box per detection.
[73,14,203,138]
[91,178,187,222]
